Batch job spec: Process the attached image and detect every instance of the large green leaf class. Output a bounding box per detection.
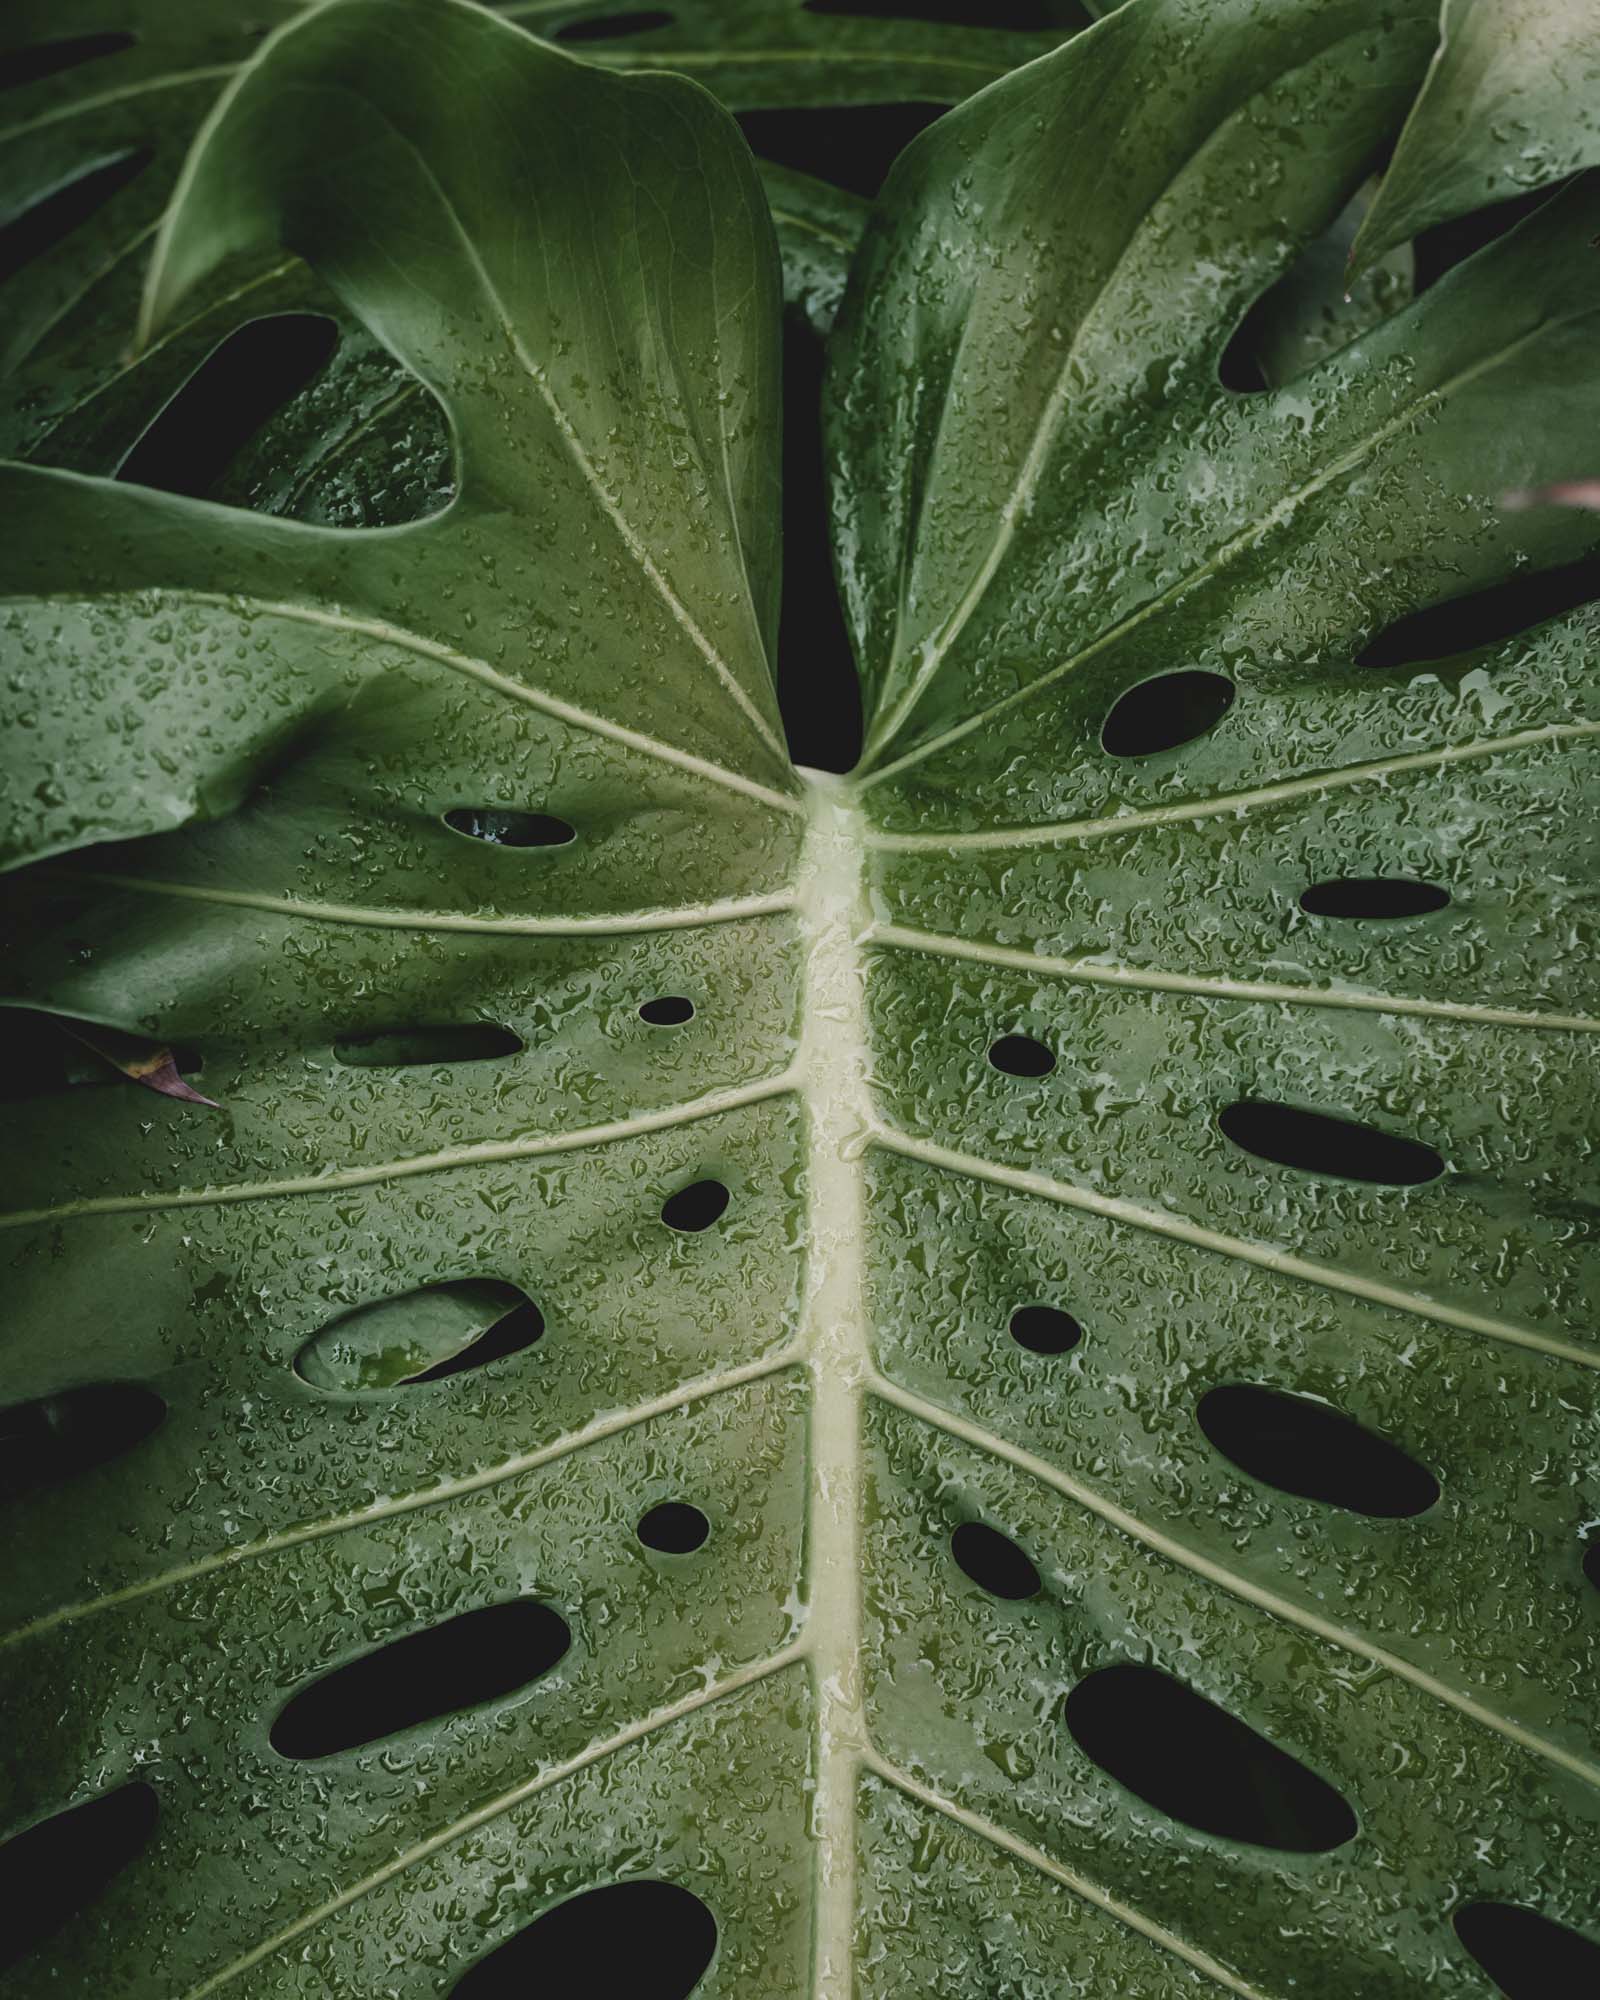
[3,0,1599,1994]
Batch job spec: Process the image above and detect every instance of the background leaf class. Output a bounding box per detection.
[1351,0,1600,275]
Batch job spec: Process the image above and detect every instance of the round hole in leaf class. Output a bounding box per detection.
[554,9,675,41]
[1,1382,167,1503]
[0,1781,158,1975]
[1452,1900,1600,1997]
[638,1501,710,1553]
[988,1033,1055,1078]
[639,996,695,1026]
[1583,1538,1600,1594]
[1299,876,1451,920]
[450,1878,716,1998]
[661,1180,729,1232]
[1197,1384,1440,1519]
[443,807,575,848]
[1064,1662,1357,1852]
[1100,670,1235,758]
[951,1520,1041,1601]
[1218,1099,1443,1187]
[1008,1305,1082,1355]
[270,1600,571,1760]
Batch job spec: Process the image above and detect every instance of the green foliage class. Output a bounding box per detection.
[2,0,1598,1995]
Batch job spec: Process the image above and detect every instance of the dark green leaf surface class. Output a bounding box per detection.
[1352,0,1600,274]
[2,0,1598,1995]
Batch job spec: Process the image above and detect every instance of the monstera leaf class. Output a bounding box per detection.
[3,0,1599,1994]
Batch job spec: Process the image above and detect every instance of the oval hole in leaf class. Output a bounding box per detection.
[638,1502,710,1553]
[1197,1384,1440,1519]
[736,104,945,200]
[0,1782,158,1975]
[0,32,136,92]
[951,1520,1041,1601]
[115,314,338,498]
[1008,1304,1082,1355]
[778,311,862,770]
[803,0,1060,32]
[0,149,152,284]
[1358,554,1600,669]
[988,1033,1055,1078]
[1,1382,166,1503]
[333,1024,522,1068]
[661,1180,730,1232]
[1219,1099,1443,1187]
[270,1600,571,1760]
[294,1280,542,1393]
[554,9,675,41]
[1582,1538,1600,1594]
[1452,1901,1600,1998]
[1100,670,1235,757]
[451,1879,717,1999]
[639,996,695,1026]
[443,806,576,848]
[1065,1663,1357,1852]
[1299,876,1450,920]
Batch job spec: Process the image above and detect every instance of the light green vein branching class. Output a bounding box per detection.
[871,922,1600,1032]
[182,1650,807,1998]
[1,1350,803,1654]
[868,1126,1600,1369]
[863,1752,1273,2000]
[863,720,1600,848]
[871,1374,1600,1790]
[0,1069,799,1233]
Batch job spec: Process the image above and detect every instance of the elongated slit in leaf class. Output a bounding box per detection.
[1451,1900,1600,1998]
[0,149,151,284]
[269,1600,572,1760]
[450,1879,717,1998]
[333,1024,523,1068]
[1197,1383,1440,1518]
[0,1783,158,1975]
[1100,670,1235,757]
[1218,1099,1444,1187]
[1299,876,1450,920]
[116,314,339,499]
[1,1382,167,1503]
[1064,1663,1358,1853]
[294,1280,542,1392]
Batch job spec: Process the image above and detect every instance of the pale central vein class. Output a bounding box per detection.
[794,779,876,2000]
[0,1070,799,1233]
[870,1126,1599,1369]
